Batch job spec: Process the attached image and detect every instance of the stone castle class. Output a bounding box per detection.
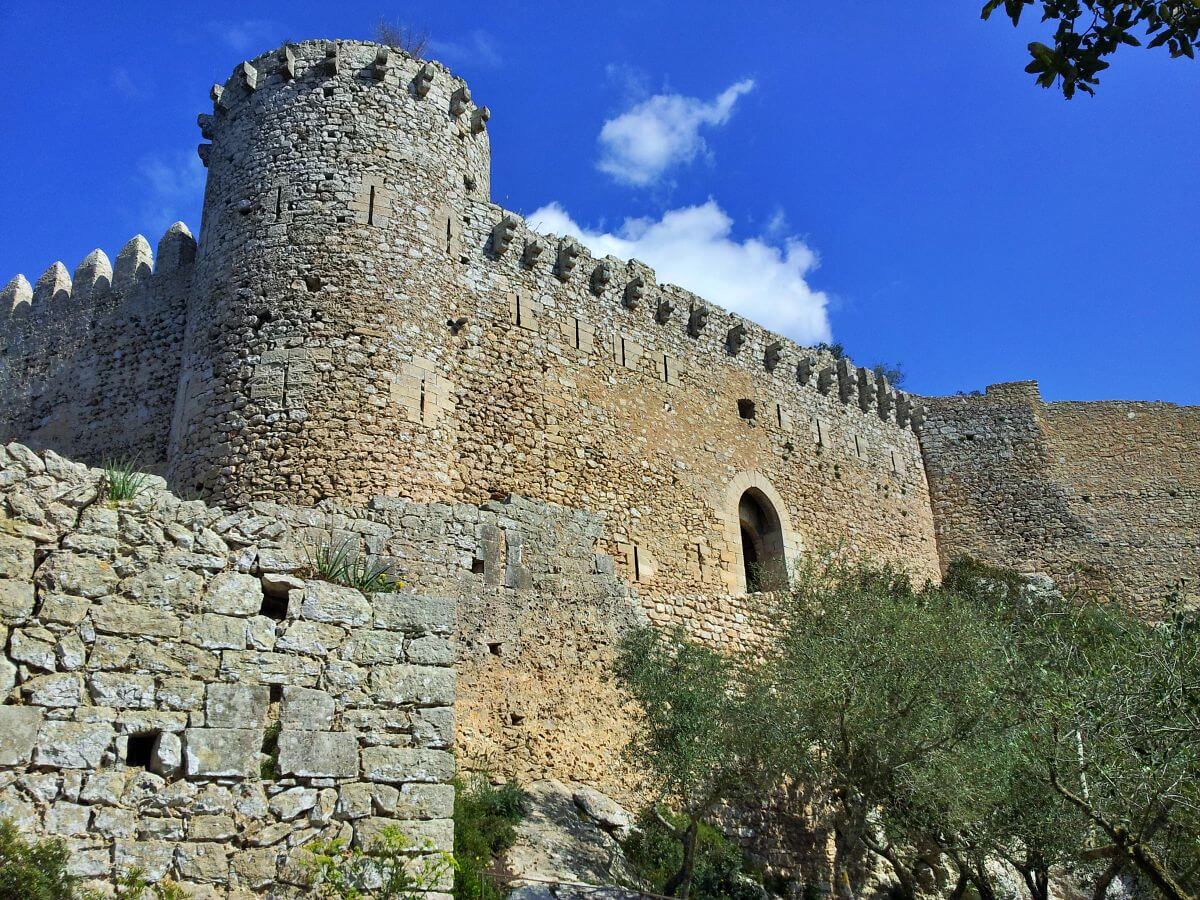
[0,39,1196,895]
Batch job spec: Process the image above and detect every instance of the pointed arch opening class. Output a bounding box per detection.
[738,488,786,593]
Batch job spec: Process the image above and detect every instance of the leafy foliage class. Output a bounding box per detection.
[102,457,150,503]
[453,776,528,900]
[615,627,779,897]
[623,809,766,900]
[303,825,455,899]
[982,0,1200,97]
[0,819,83,900]
[305,539,402,594]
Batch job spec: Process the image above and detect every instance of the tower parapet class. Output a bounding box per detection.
[171,40,492,505]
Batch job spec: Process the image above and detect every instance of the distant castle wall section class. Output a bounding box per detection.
[0,227,195,472]
[920,382,1200,617]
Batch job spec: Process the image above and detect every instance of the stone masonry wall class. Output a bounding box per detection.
[0,224,196,473]
[0,443,457,898]
[921,381,1200,618]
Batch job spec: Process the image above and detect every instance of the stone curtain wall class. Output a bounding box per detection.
[921,382,1200,618]
[0,444,457,897]
[0,224,196,473]
[444,195,942,597]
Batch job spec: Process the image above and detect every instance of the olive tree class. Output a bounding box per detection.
[614,627,779,899]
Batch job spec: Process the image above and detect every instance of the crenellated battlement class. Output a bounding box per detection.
[461,201,924,436]
[0,222,195,340]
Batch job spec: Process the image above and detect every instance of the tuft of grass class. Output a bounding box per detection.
[305,539,402,594]
[102,457,150,503]
[453,776,528,900]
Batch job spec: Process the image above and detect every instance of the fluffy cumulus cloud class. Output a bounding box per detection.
[527,200,832,344]
[597,80,755,186]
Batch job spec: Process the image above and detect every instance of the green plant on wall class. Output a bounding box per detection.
[304,825,455,899]
[305,538,403,594]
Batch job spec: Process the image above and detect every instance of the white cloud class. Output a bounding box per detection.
[597,80,755,187]
[428,30,502,68]
[213,19,279,53]
[527,200,832,345]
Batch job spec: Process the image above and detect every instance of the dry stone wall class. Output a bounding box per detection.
[0,443,457,898]
[921,381,1200,618]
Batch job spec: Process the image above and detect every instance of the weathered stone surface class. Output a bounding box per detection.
[0,579,35,623]
[189,813,236,840]
[92,602,181,638]
[37,552,119,598]
[34,722,114,768]
[23,672,84,707]
[230,846,280,889]
[395,783,455,820]
[151,732,183,776]
[0,706,43,765]
[268,786,318,821]
[573,785,632,838]
[191,612,247,650]
[175,841,230,883]
[280,686,335,730]
[356,815,454,852]
[276,730,357,779]
[0,532,35,579]
[205,682,269,728]
[411,707,456,750]
[406,635,455,666]
[276,619,345,655]
[114,840,174,881]
[89,673,156,709]
[204,571,263,616]
[122,563,204,608]
[39,593,90,624]
[371,664,455,706]
[360,747,454,784]
[183,728,261,777]
[10,628,56,669]
[45,801,91,835]
[298,581,371,627]
[373,593,455,634]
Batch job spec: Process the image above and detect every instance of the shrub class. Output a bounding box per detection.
[304,825,454,899]
[102,457,150,503]
[305,539,402,594]
[373,18,428,55]
[0,819,80,900]
[453,776,528,900]
[622,810,766,900]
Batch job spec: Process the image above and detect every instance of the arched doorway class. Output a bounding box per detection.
[738,488,786,593]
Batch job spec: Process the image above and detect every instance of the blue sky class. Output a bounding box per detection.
[1,2,1196,403]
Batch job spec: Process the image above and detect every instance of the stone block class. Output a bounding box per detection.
[151,732,183,776]
[10,628,55,669]
[115,839,174,881]
[0,532,35,579]
[373,593,454,634]
[337,783,374,819]
[184,728,261,778]
[371,665,455,706]
[405,635,455,666]
[91,602,181,638]
[276,619,346,656]
[411,707,455,749]
[80,770,129,805]
[205,571,264,616]
[395,783,455,820]
[280,687,335,730]
[230,847,279,890]
[89,673,156,709]
[0,706,43,765]
[189,814,236,840]
[355,816,454,853]
[175,841,230,883]
[276,731,357,779]
[37,552,119,598]
[34,721,114,768]
[23,672,84,707]
[298,581,371,627]
[206,682,269,728]
[219,650,321,685]
[268,786,318,821]
[0,579,35,623]
[360,747,454,784]
[45,801,91,835]
[192,613,247,650]
[340,629,405,664]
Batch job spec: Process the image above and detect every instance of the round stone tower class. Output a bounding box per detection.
[171,40,490,506]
